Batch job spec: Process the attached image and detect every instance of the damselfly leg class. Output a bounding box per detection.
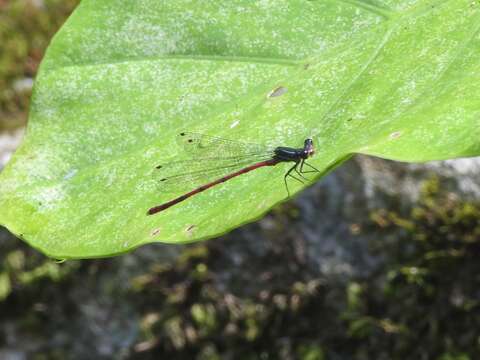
[283,159,320,197]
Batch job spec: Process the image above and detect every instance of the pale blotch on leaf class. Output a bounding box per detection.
[389,131,402,140]
[267,86,287,98]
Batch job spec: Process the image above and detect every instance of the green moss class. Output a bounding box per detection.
[297,345,325,360]
[0,272,11,300]
[0,0,79,130]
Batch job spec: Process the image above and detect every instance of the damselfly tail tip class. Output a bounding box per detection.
[147,207,159,215]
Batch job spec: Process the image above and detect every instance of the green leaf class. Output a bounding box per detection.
[1,0,479,259]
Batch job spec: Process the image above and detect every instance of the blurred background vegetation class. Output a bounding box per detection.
[1,1,479,359]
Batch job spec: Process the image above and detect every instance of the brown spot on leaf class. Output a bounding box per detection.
[185,225,196,237]
[151,228,161,237]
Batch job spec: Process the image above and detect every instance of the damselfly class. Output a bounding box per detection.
[147,132,319,215]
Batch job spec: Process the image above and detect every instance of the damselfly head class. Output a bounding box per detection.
[303,138,315,158]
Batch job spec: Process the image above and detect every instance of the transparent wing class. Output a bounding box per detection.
[153,154,273,193]
[176,132,274,157]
